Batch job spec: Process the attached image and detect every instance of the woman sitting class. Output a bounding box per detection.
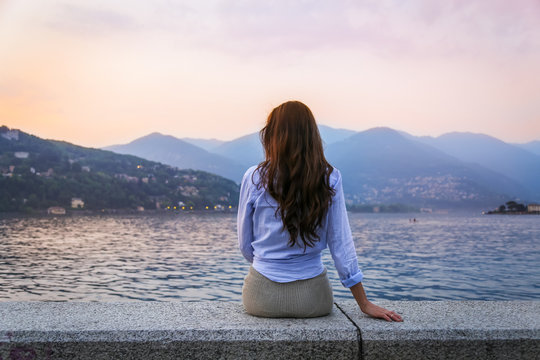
[238,100,402,321]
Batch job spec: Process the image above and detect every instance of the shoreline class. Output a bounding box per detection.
[483,212,540,215]
[0,208,238,218]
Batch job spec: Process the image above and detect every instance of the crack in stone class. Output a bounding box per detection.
[334,302,362,360]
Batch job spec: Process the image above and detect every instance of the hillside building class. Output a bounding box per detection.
[1,129,19,141]
[115,174,138,183]
[14,152,29,159]
[47,207,66,215]
[528,204,540,214]
[71,198,85,209]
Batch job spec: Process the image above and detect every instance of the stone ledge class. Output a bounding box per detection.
[0,302,358,360]
[0,301,539,360]
[339,300,540,360]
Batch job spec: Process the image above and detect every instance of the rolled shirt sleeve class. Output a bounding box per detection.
[237,167,256,263]
[326,170,364,288]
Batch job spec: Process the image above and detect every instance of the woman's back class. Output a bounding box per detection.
[239,162,365,288]
[243,164,332,257]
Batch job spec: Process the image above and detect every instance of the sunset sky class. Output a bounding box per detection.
[1,0,539,147]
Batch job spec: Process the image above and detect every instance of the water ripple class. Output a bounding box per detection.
[0,212,539,302]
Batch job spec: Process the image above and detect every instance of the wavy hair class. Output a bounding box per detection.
[255,101,335,249]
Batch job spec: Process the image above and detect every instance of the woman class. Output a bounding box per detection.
[237,101,402,321]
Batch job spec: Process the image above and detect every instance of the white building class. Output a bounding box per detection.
[47,207,66,215]
[71,198,85,209]
[14,152,29,159]
[115,174,138,183]
[528,204,540,213]
[1,129,19,141]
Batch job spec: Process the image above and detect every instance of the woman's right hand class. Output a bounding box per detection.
[349,282,403,322]
[360,301,403,322]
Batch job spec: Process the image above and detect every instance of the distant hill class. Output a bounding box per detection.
[212,133,264,170]
[325,128,530,209]
[318,124,356,147]
[515,140,540,157]
[208,124,356,170]
[104,133,246,183]
[182,137,225,152]
[416,132,540,200]
[0,126,239,212]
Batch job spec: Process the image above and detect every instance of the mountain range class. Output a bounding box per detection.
[104,125,355,180]
[104,133,246,183]
[415,133,540,201]
[104,125,540,210]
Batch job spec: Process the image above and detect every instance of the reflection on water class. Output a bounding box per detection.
[0,212,539,302]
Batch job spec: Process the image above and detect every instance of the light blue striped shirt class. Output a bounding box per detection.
[237,166,363,288]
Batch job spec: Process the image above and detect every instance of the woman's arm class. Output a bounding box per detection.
[350,282,403,322]
[237,168,256,263]
[326,170,402,322]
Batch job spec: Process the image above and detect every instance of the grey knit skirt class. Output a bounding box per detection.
[242,266,334,318]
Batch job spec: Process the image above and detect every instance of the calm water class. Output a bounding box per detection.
[0,212,539,302]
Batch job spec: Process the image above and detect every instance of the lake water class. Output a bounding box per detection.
[0,212,539,302]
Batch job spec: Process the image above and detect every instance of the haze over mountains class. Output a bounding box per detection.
[104,125,540,210]
[515,140,540,156]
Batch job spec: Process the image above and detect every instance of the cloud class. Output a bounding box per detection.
[36,0,540,59]
[45,2,140,37]
[161,0,540,59]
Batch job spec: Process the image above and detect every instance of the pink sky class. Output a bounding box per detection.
[1,0,539,147]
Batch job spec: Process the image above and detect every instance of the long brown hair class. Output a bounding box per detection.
[255,101,335,249]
